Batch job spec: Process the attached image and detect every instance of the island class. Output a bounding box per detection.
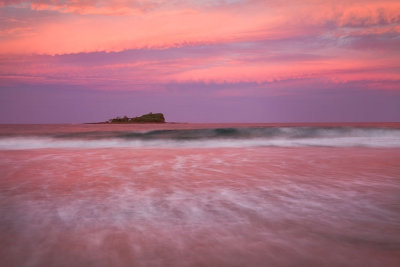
[107,112,165,123]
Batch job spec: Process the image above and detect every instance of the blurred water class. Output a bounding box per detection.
[1,123,400,149]
[1,143,399,266]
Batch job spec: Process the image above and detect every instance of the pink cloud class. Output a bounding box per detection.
[0,0,247,15]
[164,58,400,84]
[0,0,398,55]
[0,0,399,91]
[2,44,399,91]
[0,7,283,54]
[0,0,154,15]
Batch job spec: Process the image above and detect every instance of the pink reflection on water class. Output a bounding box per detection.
[0,146,399,266]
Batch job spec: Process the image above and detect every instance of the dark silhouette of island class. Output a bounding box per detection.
[107,112,165,123]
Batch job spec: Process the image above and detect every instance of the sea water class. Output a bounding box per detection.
[0,123,399,266]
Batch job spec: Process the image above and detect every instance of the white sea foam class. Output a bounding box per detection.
[1,126,400,149]
[0,135,399,149]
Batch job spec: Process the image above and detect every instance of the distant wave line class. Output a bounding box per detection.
[1,126,400,150]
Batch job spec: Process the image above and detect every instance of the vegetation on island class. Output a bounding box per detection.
[108,112,165,123]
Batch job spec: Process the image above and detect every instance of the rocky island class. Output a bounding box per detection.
[107,112,165,123]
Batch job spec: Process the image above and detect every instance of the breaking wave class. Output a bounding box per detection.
[1,127,400,149]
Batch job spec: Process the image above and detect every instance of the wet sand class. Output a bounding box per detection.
[1,146,399,266]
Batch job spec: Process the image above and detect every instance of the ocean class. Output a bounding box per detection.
[0,123,399,266]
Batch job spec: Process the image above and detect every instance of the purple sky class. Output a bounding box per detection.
[1,81,400,123]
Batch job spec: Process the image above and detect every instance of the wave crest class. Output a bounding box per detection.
[1,126,400,149]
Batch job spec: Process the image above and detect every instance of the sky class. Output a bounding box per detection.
[0,0,399,123]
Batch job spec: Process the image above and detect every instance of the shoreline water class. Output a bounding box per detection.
[1,122,400,135]
[1,123,400,150]
[0,123,399,266]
